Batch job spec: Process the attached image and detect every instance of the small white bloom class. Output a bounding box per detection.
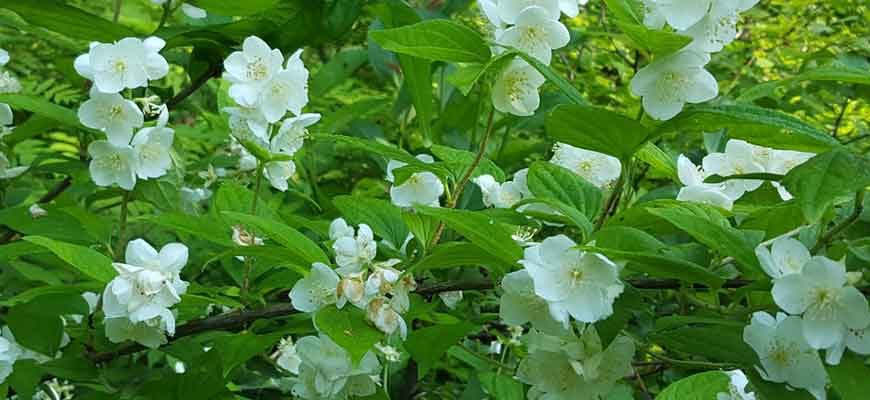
[366,296,408,339]
[75,37,168,93]
[0,68,20,94]
[0,103,12,127]
[743,312,828,400]
[78,89,144,145]
[0,335,19,384]
[329,218,356,240]
[389,170,444,208]
[333,222,377,276]
[654,0,713,30]
[559,0,588,18]
[479,0,505,30]
[180,3,207,19]
[223,36,285,106]
[271,113,319,156]
[550,143,622,188]
[173,360,186,374]
[439,290,463,309]
[337,273,367,309]
[772,256,870,350]
[289,262,340,313]
[496,6,570,64]
[717,370,757,400]
[292,335,381,400]
[474,174,525,208]
[682,0,743,53]
[272,337,302,375]
[702,139,765,199]
[28,203,48,219]
[520,235,624,324]
[498,0,561,25]
[232,225,264,247]
[492,59,546,117]
[630,50,718,121]
[0,153,27,180]
[224,106,270,142]
[104,315,173,349]
[88,141,137,190]
[263,160,296,192]
[676,154,733,210]
[130,109,174,179]
[0,49,8,66]
[825,323,870,365]
[257,49,310,123]
[374,342,401,362]
[755,237,810,279]
[500,270,569,334]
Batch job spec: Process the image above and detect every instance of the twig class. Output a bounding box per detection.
[832,98,850,138]
[112,0,122,23]
[113,191,131,260]
[243,163,265,296]
[160,63,222,112]
[633,366,653,400]
[812,191,865,253]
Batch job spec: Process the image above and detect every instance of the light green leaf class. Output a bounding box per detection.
[369,19,491,63]
[615,21,692,56]
[409,242,510,274]
[603,0,644,23]
[406,321,477,378]
[515,51,585,105]
[447,51,517,96]
[527,161,603,219]
[0,94,79,127]
[313,307,384,363]
[415,206,523,266]
[654,104,841,153]
[656,371,730,400]
[1,0,136,42]
[23,236,115,283]
[827,353,870,400]
[333,196,410,251]
[782,149,870,223]
[141,213,234,247]
[431,144,505,182]
[635,142,678,182]
[222,212,329,266]
[546,104,650,161]
[739,65,870,102]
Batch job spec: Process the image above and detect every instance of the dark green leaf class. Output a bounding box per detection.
[314,307,384,362]
[406,321,477,378]
[222,212,329,266]
[527,161,603,220]
[369,19,491,63]
[23,236,115,283]
[656,371,730,400]
[546,104,649,161]
[415,206,523,266]
[782,149,870,223]
[1,0,135,42]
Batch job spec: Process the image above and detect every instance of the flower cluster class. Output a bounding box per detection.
[480,0,576,116]
[632,0,759,120]
[744,236,870,399]
[0,48,27,179]
[475,168,532,209]
[222,36,316,192]
[676,139,813,210]
[102,239,190,348]
[386,154,445,208]
[74,36,175,190]
[290,218,416,339]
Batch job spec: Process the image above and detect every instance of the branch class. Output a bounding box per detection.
[812,191,865,253]
[162,63,222,112]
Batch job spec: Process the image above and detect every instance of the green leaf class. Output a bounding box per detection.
[212,332,282,377]
[635,142,678,182]
[222,212,329,266]
[8,360,42,399]
[546,104,650,161]
[369,19,491,63]
[23,236,115,283]
[447,51,517,96]
[827,353,870,400]
[310,48,369,97]
[0,94,79,127]
[654,104,841,153]
[431,144,505,182]
[652,325,756,365]
[142,213,234,247]
[333,196,410,251]
[739,65,870,102]
[603,0,644,23]
[656,371,730,400]
[515,51,585,105]
[514,197,595,238]
[589,246,724,287]
[213,181,281,221]
[409,242,510,274]
[314,133,417,164]
[406,321,477,378]
[7,294,88,356]
[479,372,525,400]
[1,0,136,42]
[415,206,523,266]
[527,161,603,219]
[782,149,870,223]
[645,202,762,275]
[402,211,438,252]
[314,307,384,362]
[615,21,692,56]
[188,0,281,16]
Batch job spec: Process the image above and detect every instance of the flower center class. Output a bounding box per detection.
[112,59,127,74]
[247,58,268,80]
[505,74,529,102]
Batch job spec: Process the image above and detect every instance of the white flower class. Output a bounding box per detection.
[520,235,624,324]
[130,107,174,179]
[271,337,302,375]
[263,160,296,192]
[374,342,401,362]
[292,335,380,400]
[474,174,526,208]
[479,0,505,30]
[88,141,137,190]
[550,143,622,188]
[366,296,408,339]
[496,6,570,64]
[439,290,463,309]
[388,166,444,208]
[500,270,569,334]
[0,153,27,179]
[271,113,319,156]
[654,0,713,30]
[675,154,733,209]
[743,312,828,400]
[702,139,765,199]
[772,256,870,350]
[74,37,168,93]
[717,370,756,400]
[682,0,745,53]
[78,88,144,145]
[0,335,19,384]
[232,225,264,247]
[825,323,870,365]
[755,237,810,279]
[0,103,12,127]
[337,272,367,309]
[257,49,310,123]
[29,203,48,219]
[630,50,718,121]
[641,0,666,29]
[224,106,270,142]
[498,0,561,25]
[223,36,284,106]
[102,239,189,325]
[0,67,20,94]
[559,0,588,18]
[104,316,173,349]
[289,262,340,313]
[332,222,377,276]
[492,59,546,117]
[180,3,207,19]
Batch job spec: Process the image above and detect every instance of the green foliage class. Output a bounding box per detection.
[656,371,730,400]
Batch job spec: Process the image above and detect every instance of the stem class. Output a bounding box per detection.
[428,107,496,248]
[112,0,122,23]
[595,164,628,230]
[812,191,865,253]
[251,162,264,215]
[242,163,265,296]
[645,351,736,370]
[114,191,131,260]
[154,1,172,33]
[832,98,850,138]
[162,62,222,112]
